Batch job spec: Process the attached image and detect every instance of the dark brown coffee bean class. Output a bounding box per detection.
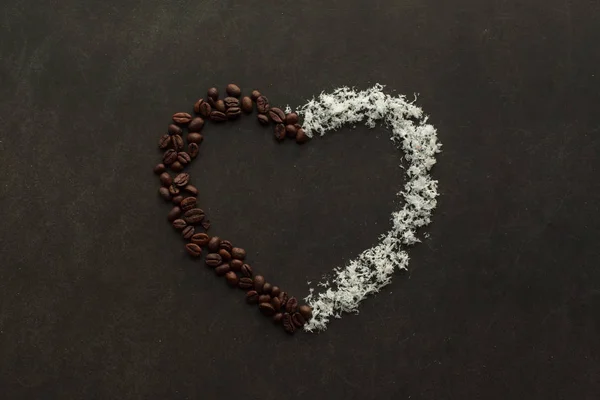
[286,297,298,313]
[172,112,192,124]
[163,149,177,165]
[219,240,233,252]
[188,117,205,132]
[225,271,239,287]
[258,294,271,304]
[241,96,253,113]
[251,90,261,101]
[170,161,184,172]
[207,96,216,107]
[278,292,289,309]
[285,124,297,138]
[183,208,205,224]
[159,187,171,201]
[174,173,190,187]
[199,101,211,117]
[184,185,199,195]
[208,87,219,100]
[201,219,211,230]
[298,305,313,320]
[296,128,309,144]
[210,110,227,122]
[193,99,204,114]
[257,114,269,125]
[172,195,183,205]
[246,290,259,304]
[185,243,202,257]
[256,96,270,114]
[171,135,184,151]
[177,152,191,165]
[215,100,226,113]
[241,264,253,277]
[167,206,182,222]
[205,253,222,267]
[273,313,283,323]
[191,232,210,246]
[168,184,180,196]
[188,142,200,158]
[168,124,183,135]
[172,219,187,230]
[292,312,306,327]
[274,124,286,141]
[226,107,241,119]
[231,247,246,260]
[154,163,166,174]
[271,296,281,311]
[218,249,231,261]
[271,286,281,297]
[207,237,221,252]
[226,84,241,97]
[285,112,299,125]
[215,264,230,276]
[159,172,172,187]
[268,107,285,124]
[282,313,295,334]
[159,134,171,149]
[230,259,243,272]
[262,283,272,294]
[182,225,195,239]
[224,97,240,108]
[259,302,276,317]
[186,133,203,145]
[238,277,253,290]
[180,197,197,212]
[253,275,265,292]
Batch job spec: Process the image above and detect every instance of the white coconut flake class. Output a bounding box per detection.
[294,84,442,332]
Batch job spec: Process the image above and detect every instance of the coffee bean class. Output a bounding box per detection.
[188,117,205,132]
[207,87,219,100]
[298,305,313,320]
[219,240,233,252]
[218,249,231,262]
[174,173,190,187]
[193,99,204,114]
[226,84,241,97]
[256,96,270,114]
[191,232,210,246]
[268,107,286,124]
[177,152,191,165]
[207,237,221,252]
[246,290,259,304]
[262,283,272,294]
[238,277,253,290]
[225,271,239,286]
[231,247,246,260]
[172,195,183,205]
[251,90,261,101]
[159,187,171,201]
[186,133,203,146]
[253,275,265,292]
[286,297,298,313]
[168,124,183,135]
[226,107,241,119]
[271,296,281,311]
[296,128,309,144]
[184,185,199,196]
[182,225,195,239]
[278,292,289,309]
[241,96,253,113]
[172,112,192,124]
[215,264,230,276]
[274,124,286,141]
[163,149,177,165]
[270,286,281,297]
[285,112,299,125]
[172,219,187,230]
[224,97,240,108]
[168,184,180,196]
[230,259,243,272]
[185,243,202,257]
[183,208,205,224]
[273,313,283,323]
[199,101,212,117]
[241,264,253,277]
[201,219,211,230]
[285,124,297,138]
[188,142,200,158]
[207,96,216,107]
[170,161,184,172]
[292,312,306,327]
[210,110,227,122]
[159,172,172,187]
[159,134,171,149]
[154,163,166,174]
[215,100,226,113]
[167,206,182,222]
[294,123,302,130]
[282,313,295,334]
[180,197,197,212]
[259,302,276,317]
[172,135,184,151]
[257,114,269,125]
[258,294,271,304]
[205,253,222,267]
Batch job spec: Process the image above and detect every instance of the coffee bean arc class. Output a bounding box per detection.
[154,84,312,335]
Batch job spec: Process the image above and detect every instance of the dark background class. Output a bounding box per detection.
[1,0,599,399]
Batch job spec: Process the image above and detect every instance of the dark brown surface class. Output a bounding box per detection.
[1,0,600,399]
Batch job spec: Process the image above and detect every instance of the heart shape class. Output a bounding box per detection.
[154,84,441,334]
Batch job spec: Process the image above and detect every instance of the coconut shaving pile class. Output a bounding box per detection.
[293,84,442,332]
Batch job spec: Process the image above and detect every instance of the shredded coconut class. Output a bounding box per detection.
[296,85,442,332]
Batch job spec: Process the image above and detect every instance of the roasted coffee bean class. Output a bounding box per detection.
[184,185,199,195]
[251,90,261,101]
[218,249,231,261]
[257,114,269,125]
[270,286,281,297]
[188,142,200,158]
[154,163,166,174]
[258,294,271,304]
[159,172,173,187]
[168,184,180,196]
[159,187,171,201]
[202,219,211,230]
[219,240,233,252]
[159,134,171,149]
[172,112,192,124]
[193,99,204,114]
[182,225,195,239]
[172,219,187,230]
[215,264,230,276]
[188,117,205,132]
[207,237,221,252]
[241,264,253,277]
[170,161,184,172]
[210,110,227,122]
[296,128,309,144]
[285,112,299,125]
[207,96,216,107]
[172,195,183,205]
[208,87,219,100]
[171,135,184,151]
[215,100,226,113]
[168,124,183,135]
[282,313,295,334]
[268,107,285,124]
[224,97,240,108]
[256,96,270,113]
[187,132,204,144]
[177,152,191,165]
[180,197,197,212]
[246,290,259,304]
[292,312,306,327]
[226,107,241,119]
[285,124,297,138]
[205,253,222,267]
[286,297,298,313]
[253,275,265,292]
[241,96,253,113]
[230,259,243,272]
[191,232,210,246]
[199,101,211,117]
[273,313,283,323]
[225,271,239,287]
[167,206,182,222]
[231,247,246,260]
[226,83,241,97]
[262,282,272,294]
[163,149,177,165]
[183,208,205,224]
[298,305,313,320]
[259,302,276,317]
[238,277,253,290]
[274,124,286,141]
[185,243,202,257]
[278,292,289,309]
[174,173,190,187]
[271,296,281,311]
